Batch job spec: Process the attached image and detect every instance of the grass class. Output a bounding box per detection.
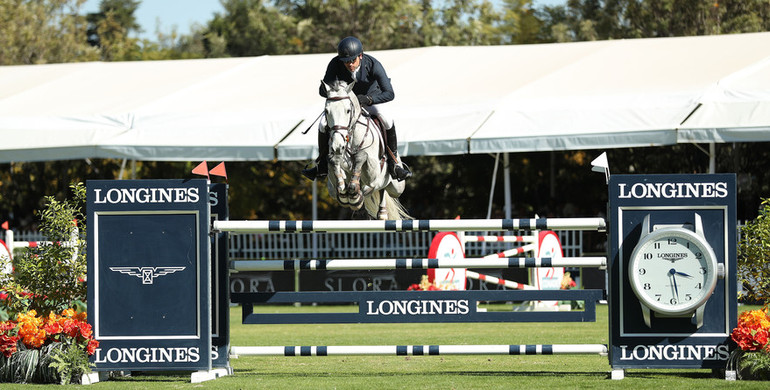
[3,304,769,389]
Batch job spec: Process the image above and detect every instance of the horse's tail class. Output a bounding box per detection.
[363,191,413,220]
[385,194,413,220]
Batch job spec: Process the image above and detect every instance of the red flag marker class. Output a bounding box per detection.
[192,161,209,179]
[209,162,227,181]
[1,221,8,230]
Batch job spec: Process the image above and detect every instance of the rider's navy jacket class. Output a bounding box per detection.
[319,53,394,105]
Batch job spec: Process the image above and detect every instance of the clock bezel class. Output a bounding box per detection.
[628,226,719,316]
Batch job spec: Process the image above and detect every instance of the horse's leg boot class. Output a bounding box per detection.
[386,125,412,181]
[302,130,330,181]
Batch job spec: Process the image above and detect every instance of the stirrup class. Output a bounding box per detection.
[301,165,327,181]
[391,163,412,181]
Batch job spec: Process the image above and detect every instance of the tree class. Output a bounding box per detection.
[3,183,87,316]
[738,198,770,305]
[85,0,142,60]
[498,0,544,44]
[0,0,99,65]
[537,0,770,42]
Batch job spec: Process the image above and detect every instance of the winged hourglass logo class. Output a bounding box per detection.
[109,266,186,285]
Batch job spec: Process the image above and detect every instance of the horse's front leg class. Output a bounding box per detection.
[329,158,349,205]
[347,153,367,209]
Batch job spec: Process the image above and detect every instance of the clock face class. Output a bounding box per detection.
[628,227,718,315]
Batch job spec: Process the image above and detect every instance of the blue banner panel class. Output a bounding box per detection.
[208,183,230,369]
[87,179,211,371]
[608,174,737,369]
[233,289,603,324]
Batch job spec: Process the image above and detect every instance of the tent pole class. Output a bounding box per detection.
[709,143,715,173]
[312,179,318,259]
[486,153,500,219]
[118,159,127,180]
[504,153,511,219]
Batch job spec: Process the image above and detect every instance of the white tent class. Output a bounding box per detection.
[1,32,770,164]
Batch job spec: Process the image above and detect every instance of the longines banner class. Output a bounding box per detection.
[87,179,211,371]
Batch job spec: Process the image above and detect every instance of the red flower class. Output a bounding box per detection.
[43,321,63,336]
[77,322,93,340]
[86,339,99,355]
[731,324,769,351]
[0,334,19,357]
[0,292,7,300]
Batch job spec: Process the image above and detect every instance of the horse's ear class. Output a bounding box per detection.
[346,81,355,93]
[321,80,331,93]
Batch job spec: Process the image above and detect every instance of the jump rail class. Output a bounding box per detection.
[230,256,607,272]
[231,344,608,357]
[462,235,538,243]
[213,217,606,234]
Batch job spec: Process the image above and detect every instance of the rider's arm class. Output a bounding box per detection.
[368,58,394,104]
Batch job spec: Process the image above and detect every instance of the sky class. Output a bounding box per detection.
[82,0,225,41]
[82,0,566,42]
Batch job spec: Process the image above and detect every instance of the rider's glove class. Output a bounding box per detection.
[357,94,373,106]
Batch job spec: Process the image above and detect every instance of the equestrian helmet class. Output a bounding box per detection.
[337,36,363,62]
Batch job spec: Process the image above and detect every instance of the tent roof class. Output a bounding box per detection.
[2,32,770,163]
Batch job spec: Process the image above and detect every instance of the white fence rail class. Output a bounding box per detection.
[6,227,594,260]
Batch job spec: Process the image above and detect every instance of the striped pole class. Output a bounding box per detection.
[465,270,536,290]
[231,344,608,356]
[463,235,537,243]
[11,241,75,248]
[483,244,537,258]
[230,256,607,272]
[213,218,606,234]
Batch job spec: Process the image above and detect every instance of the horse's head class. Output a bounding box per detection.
[322,80,360,135]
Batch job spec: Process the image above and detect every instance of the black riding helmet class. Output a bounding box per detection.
[337,36,363,62]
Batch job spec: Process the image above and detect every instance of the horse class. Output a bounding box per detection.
[321,80,411,220]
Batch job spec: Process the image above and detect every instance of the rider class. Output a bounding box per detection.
[302,36,412,182]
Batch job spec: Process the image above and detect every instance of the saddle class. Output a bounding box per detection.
[362,111,388,167]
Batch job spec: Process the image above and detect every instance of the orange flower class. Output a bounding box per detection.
[16,310,48,348]
[732,309,770,352]
[74,311,87,322]
[738,309,770,329]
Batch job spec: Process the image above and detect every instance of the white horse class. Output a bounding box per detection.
[322,80,411,220]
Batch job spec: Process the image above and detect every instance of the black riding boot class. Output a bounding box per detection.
[301,130,330,181]
[386,125,412,181]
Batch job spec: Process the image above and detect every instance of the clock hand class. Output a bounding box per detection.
[674,271,693,278]
[669,268,679,301]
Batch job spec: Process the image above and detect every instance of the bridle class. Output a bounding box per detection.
[325,95,373,155]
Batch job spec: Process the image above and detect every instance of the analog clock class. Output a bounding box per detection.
[628,213,721,328]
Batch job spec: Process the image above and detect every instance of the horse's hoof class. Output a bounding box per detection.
[378,211,388,220]
[350,196,364,210]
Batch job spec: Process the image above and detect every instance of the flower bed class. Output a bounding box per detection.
[728,307,770,380]
[0,308,98,384]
